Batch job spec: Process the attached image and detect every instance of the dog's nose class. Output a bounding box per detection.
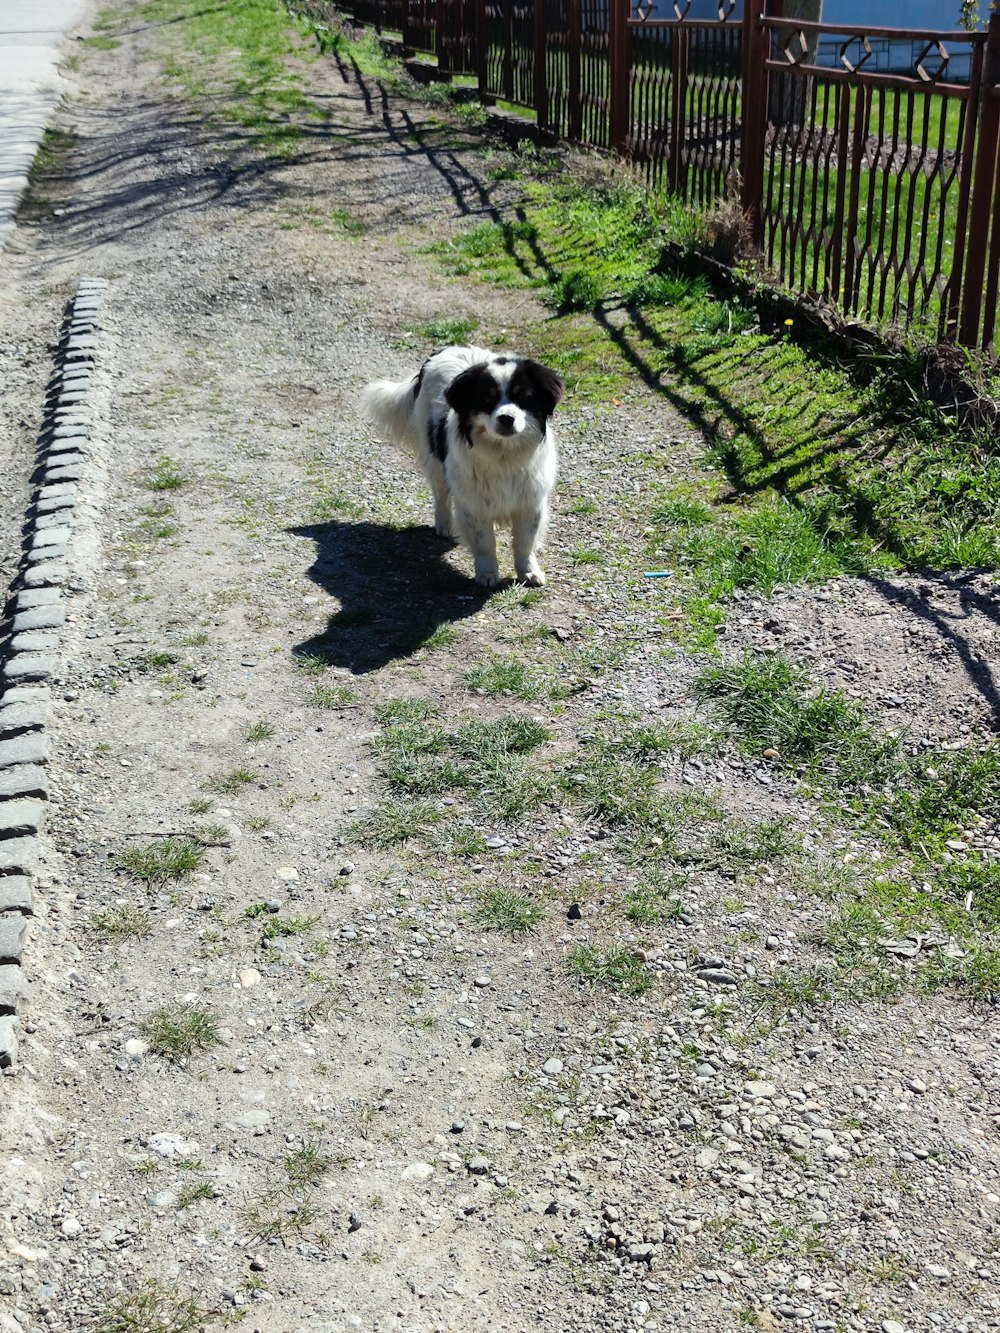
[494,412,518,435]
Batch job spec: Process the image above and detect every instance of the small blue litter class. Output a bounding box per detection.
[643,570,674,579]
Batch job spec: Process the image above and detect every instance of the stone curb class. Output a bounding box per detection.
[0,277,107,1069]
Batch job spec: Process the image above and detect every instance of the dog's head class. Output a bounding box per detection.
[445,357,564,447]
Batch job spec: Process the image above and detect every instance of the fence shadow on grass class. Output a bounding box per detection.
[290,520,493,674]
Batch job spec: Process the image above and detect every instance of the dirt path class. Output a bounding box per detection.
[0,7,999,1333]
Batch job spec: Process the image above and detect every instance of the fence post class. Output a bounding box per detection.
[534,0,549,133]
[475,0,488,98]
[668,24,690,197]
[740,2,768,248]
[609,0,629,156]
[959,14,1000,349]
[569,0,582,140]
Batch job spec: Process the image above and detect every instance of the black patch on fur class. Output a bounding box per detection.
[444,363,501,446]
[509,360,565,422]
[429,412,449,462]
[413,363,426,400]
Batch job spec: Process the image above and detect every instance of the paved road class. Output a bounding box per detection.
[0,0,91,252]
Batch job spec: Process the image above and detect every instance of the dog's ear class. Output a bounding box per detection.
[445,364,497,419]
[517,361,565,418]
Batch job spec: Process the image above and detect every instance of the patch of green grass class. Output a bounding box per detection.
[208,767,257,794]
[331,206,367,235]
[245,720,275,742]
[349,800,443,848]
[261,914,320,939]
[475,886,544,934]
[420,622,459,649]
[88,904,153,940]
[145,456,186,491]
[140,1004,222,1066]
[372,709,552,817]
[310,683,359,709]
[464,657,544,700]
[693,653,897,779]
[420,316,479,344]
[136,0,321,157]
[623,867,685,925]
[176,1181,216,1209]
[92,1280,219,1333]
[712,817,800,867]
[116,838,204,884]
[284,1137,335,1186]
[566,943,654,996]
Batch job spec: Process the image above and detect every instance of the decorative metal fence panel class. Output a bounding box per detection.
[320,0,1000,354]
[627,9,742,206]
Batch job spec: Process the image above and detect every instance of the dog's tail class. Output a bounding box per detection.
[361,373,422,452]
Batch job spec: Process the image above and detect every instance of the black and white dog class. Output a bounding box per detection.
[362,346,564,588]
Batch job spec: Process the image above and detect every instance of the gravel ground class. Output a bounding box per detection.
[0,7,999,1333]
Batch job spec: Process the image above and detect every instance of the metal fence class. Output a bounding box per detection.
[326,0,1000,354]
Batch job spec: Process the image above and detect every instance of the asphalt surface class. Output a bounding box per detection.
[0,0,90,252]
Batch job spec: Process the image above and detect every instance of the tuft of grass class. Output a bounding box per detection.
[116,838,204,884]
[349,800,443,848]
[140,1004,222,1066]
[92,1280,218,1333]
[146,456,186,491]
[245,720,275,742]
[310,683,359,708]
[693,653,897,778]
[89,904,153,940]
[565,943,654,995]
[475,886,544,934]
[420,316,479,343]
[284,1137,335,1186]
[623,867,685,925]
[261,914,320,939]
[713,817,800,867]
[208,767,257,794]
[464,657,544,700]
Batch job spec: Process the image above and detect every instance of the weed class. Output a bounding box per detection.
[187,796,213,815]
[464,657,543,700]
[566,943,654,995]
[261,914,320,939]
[624,868,685,925]
[93,1280,217,1333]
[140,1004,222,1066]
[146,457,186,491]
[284,1137,334,1186]
[420,316,479,343]
[208,767,257,794]
[713,817,800,867]
[245,720,275,742]
[117,838,204,884]
[693,653,897,779]
[350,800,443,848]
[88,904,152,940]
[476,886,543,934]
[177,1181,216,1209]
[310,683,360,709]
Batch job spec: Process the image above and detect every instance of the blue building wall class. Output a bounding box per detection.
[668,2,985,25]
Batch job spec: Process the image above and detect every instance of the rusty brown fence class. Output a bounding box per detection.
[323,0,1000,354]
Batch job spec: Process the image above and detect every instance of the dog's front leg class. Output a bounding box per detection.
[512,507,547,587]
[455,507,501,587]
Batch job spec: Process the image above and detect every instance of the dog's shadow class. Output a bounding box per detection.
[290,520,494,674]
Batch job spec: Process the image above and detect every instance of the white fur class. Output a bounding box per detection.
[362,346,561,588]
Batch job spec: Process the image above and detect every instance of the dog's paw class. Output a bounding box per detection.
[518,569,547,587]
[433,522,453,540]
[475,570,503,589]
